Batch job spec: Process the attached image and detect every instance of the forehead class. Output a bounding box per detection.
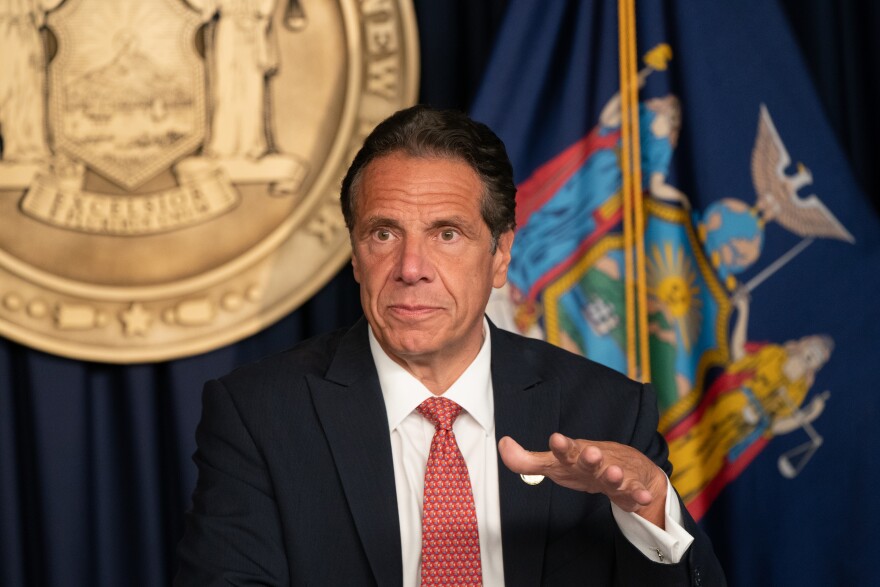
[356,152,483,218]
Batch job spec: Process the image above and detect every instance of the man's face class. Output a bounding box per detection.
[350,152,513,370]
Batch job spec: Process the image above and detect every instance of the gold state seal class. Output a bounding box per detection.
[0,0,419,362]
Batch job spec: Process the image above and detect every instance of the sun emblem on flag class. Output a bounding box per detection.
[647,242,702,352]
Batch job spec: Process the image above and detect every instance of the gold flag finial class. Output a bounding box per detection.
[644,43,673,70]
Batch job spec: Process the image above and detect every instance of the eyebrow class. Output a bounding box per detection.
[426,216,471,230]
[361,216,403,231]
[361,215,475,233]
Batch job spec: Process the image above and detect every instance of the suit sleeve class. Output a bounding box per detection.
[175,379,289,586]
[612,383,727,586]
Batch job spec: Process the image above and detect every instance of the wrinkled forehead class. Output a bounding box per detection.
[354,152,485,211]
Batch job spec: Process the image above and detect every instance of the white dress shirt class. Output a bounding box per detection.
[368,320,693,587]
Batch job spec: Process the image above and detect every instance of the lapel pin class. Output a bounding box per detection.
[520,474,545,485]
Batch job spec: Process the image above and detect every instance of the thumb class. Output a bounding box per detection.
[498,436,541,474]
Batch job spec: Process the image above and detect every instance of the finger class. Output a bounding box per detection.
[574,444,607,482]
[548,433,580,465]
[498,436,554,475]
[632,487,654,506]
[578,444,604,468]
[614,487,654,511]
[579,449,623,490]
[602,464,624,486]
[599,466,655,508]
[579,450,653,506]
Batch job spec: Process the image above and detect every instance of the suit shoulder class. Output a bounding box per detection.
[216,325,350,392]
[492,325,642,394]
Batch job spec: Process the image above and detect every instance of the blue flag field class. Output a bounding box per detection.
[474,1,880,584]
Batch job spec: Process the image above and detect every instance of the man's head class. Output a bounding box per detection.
[341,105,516,252]
[341,106,517,384]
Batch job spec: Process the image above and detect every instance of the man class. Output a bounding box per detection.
[176,105,725,585]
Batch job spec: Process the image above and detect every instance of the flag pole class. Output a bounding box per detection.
[617,0,650,381]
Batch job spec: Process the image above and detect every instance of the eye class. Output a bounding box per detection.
[374,229,392,241]
[439,229,458,242]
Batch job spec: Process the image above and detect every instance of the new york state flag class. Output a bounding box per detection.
[474,1,880,585]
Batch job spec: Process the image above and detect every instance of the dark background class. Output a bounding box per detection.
[1,1,877,585]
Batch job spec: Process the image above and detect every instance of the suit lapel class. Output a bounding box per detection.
[308,319,403,587]
[490,322,560,587]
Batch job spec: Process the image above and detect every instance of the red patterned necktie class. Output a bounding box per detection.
[416,397,482,586]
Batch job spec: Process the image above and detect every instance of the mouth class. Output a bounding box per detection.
[388,304,441,319]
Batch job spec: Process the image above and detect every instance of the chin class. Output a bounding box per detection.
[391,337,440,357]
[384,331,444,358]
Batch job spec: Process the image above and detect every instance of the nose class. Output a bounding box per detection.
[395,236,434,284]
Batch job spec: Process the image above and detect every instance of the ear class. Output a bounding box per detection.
[492,230,514,289]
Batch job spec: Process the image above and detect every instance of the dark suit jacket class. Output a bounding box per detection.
[176,318,725,586]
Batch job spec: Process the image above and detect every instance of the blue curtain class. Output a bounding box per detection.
[1,1,875,585]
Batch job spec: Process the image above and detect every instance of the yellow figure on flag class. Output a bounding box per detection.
[667,290,831,511]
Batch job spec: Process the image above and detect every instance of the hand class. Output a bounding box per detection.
[498,433,668,528]
[730,285,751,309]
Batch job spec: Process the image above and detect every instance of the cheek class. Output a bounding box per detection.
[353,244,389,285]
[360,259,395,302]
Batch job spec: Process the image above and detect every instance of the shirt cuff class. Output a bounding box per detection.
[610,472,694,564]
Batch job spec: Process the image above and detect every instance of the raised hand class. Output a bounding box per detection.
[498,432,668,528]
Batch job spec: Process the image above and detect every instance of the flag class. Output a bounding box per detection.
[473,1,880,584]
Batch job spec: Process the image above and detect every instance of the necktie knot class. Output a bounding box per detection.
[416,397,462,431]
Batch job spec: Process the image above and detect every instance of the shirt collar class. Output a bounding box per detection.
[369,318,494,434]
